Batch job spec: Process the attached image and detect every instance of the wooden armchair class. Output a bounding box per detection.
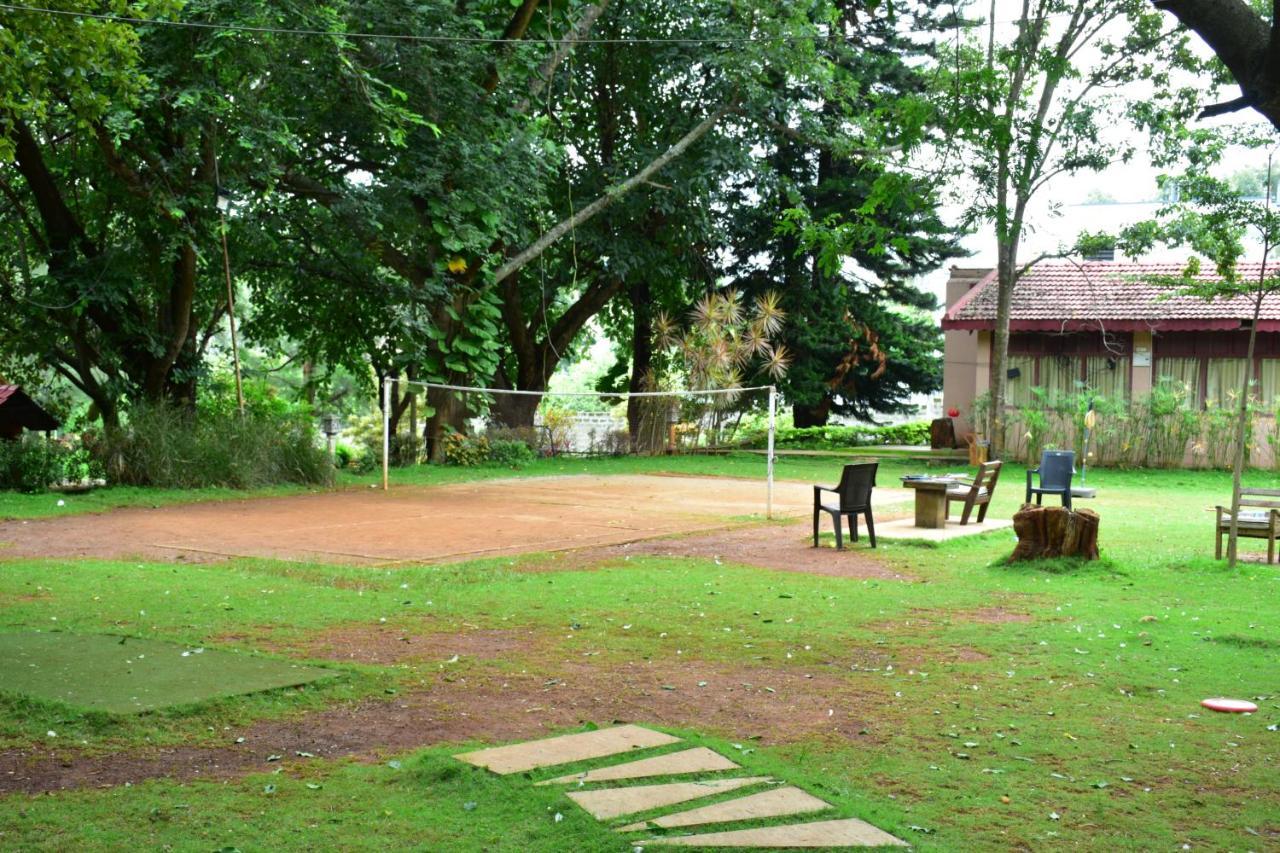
[1216,488,1280,563]
[946,460,1002,525]
[813,462,877,550]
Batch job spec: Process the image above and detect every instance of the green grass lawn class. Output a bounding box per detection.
[0,456,1278,850]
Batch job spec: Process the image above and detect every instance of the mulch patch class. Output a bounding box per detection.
[0,655,883,795]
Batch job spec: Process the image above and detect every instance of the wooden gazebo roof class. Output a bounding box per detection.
[0,386,60,433]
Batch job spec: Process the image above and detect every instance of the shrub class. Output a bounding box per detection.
[333,442,357,469]
[487,438,535,467]
[96,403,333,489]
[442,432,491,466]
[0,436,76,492]
[736,420,931,450]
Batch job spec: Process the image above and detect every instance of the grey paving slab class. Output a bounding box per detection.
[567,777,770,820]
[644,817,909,847]
[454,725,680,775]
[537,747,740,786]
[616,785,829,832]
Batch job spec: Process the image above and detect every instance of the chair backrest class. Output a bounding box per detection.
[975,460,1003,492]
[1239,488,1280,510]
[1039,450,1075,489]
[835,462,877,510]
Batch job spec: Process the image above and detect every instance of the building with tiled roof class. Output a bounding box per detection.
[940,262,1280,441]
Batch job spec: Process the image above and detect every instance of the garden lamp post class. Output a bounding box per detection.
[321,413,341,460]
[215,186,246,416]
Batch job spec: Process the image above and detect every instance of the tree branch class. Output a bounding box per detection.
[493,102,734,284]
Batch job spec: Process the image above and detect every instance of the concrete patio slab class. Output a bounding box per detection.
[454,725,680,775]
[617,785,829,831]
[873,516,1013,542]
[644,817,909,848]
[537,747,739,786]
[567,777,770,820]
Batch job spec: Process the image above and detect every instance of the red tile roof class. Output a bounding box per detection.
[942,262,1280,332]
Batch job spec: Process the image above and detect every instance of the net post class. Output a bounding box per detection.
[381,376,391,491]
[766,385,777,519]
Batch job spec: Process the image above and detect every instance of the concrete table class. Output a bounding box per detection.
[900,477,955,529]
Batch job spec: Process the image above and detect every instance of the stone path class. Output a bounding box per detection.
[537,746,739,786]
[453,724,907,848]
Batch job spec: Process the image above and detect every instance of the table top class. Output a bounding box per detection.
[900,476,957,490]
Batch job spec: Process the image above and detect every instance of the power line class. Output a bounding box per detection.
[0,2,1060,46]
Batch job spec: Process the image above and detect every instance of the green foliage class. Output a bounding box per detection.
[94,404,332,489]
[0,436,79,492]
[486,438,536,468]
[737,420,930,450]
[441,432,491,467]
[991,380,1267,469]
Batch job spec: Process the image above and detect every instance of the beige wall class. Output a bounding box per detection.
[1131,330,1153,397]
[942,268,992,437]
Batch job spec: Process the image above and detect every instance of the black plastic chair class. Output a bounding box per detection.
[813,463,877,549]
[1025,450,1075,509]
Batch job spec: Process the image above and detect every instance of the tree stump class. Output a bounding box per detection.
[930,417,958,450]
[1011,505,1100,561]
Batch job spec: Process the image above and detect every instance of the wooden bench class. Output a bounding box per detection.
[1216,488,1280,563]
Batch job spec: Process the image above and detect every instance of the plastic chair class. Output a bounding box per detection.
[1026,450,1074,509]
[813,463,877,549]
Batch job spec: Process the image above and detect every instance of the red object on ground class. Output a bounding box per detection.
[947,407,960,418]
[1201,698,1258,713]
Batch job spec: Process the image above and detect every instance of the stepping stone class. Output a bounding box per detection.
[643,817,909,848]
[537,747,740,786]
[454,724,680,775]
[617,786,829,832]
[567,777,771,820]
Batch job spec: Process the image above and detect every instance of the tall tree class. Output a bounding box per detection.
[1153,0,1280,129]
[734,1,961,427]
[945,0,1196,457]
[1120,168,1280,567]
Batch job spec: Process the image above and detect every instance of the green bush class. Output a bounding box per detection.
[0,436,75,492]
[96,403,333,489]
[442,432,490,466]
[333,442,357,469]
[487,438,536,467]
[736,421,931,450]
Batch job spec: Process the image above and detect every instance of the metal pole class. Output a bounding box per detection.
[382,376,391,491]
[766,385,776,519]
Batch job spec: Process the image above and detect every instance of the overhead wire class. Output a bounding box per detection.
[0,1,1081,45]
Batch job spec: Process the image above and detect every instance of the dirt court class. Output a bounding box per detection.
[0,474,910,566]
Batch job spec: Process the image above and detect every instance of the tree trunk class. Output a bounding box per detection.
[1227,290,1265,566]
[491,367,543,428]
[793,399,831,428]
[627,278,653,443]
[1011,505,1100,561]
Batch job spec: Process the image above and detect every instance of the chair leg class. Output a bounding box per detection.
[865,510,876,548]
[1215,529,1223,560]
[833,514,844,551]
[1035,493,1042,506]
[959,500,974,526]
[1063,491,1072,510]
[977,501,990,523]
[1025,487,1031,504]
[813,506,820,548]
[849,514,858,542]
[1269,535,1276,565]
